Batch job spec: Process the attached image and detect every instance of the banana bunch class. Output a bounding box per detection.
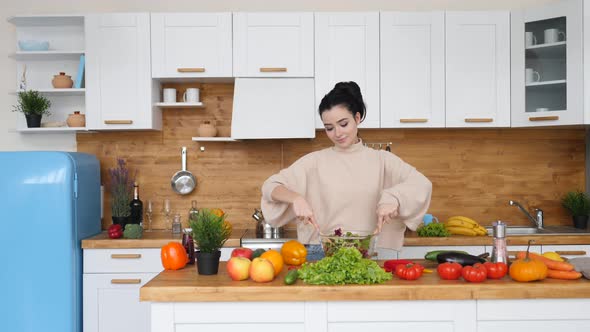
[444,216,488,236]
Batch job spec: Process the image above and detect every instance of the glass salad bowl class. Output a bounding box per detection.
[319,229,378,259]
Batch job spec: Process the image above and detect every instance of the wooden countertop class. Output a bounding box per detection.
[403,232,590,246]
[81,229,246,249]
[140,260,590,302]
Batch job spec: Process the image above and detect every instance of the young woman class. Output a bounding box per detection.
[261,81,432,256]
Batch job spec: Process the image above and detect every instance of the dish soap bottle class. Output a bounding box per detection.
[491,220,509,264]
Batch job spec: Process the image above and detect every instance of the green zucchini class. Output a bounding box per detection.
[424,250,468,261]
[284,269,299,285]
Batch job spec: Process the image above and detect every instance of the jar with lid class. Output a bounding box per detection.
[172,214,182,235]
[182,228,195,264]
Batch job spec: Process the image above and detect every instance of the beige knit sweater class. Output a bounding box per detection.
[261,140,432,250]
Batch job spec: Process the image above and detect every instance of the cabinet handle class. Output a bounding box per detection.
[400,118,428,123]
[554,251,587,256]
[111,254,142,259]
[111,279,141,285]
[177,67,205,73]
[464,118,493,123]
[259,67,287,72]
[104,120,133,125]
[529,116,559,121]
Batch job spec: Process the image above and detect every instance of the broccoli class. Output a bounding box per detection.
[123,224,143,239]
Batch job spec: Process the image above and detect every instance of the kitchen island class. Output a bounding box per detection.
[140,261,590,332]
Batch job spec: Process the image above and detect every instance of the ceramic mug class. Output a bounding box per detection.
[163,88,177,103]
[183,88,200,103]
[423,214,439,226]
[525,31,537,47]
[544,28,565,44]
[525,68,541,84]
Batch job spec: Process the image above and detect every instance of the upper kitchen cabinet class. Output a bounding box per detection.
[314,12,380,129]
[380,12,445,128]
[85,13,160,130]
[233,12,314,77]
[512,0,583,127]
[9,15,86,133]
[445,12,511,128]
[151,13,232,78]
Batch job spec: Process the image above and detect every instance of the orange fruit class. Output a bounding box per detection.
[260,249,284,276]
[211,208,225,217]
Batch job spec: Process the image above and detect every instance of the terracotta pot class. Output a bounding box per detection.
[52,72,73,89]
[198,121,218,137]
[66,111,86,127]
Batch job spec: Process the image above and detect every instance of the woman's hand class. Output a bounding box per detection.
[293,196,320,231]
[375,203,399,234]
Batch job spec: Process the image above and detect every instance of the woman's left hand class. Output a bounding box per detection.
[375,203,399,234]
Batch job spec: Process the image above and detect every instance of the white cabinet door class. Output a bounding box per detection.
[512,0,583,127]
[233,12,314,77]
[85,13,160,130]
[446,11,511,128]
[380,12,445,128]
[151,12,232,78]
[83,273,157,332]
[314,12,380,129]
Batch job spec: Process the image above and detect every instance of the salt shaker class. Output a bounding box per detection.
[172,214,182,235]
[491,220,509,264]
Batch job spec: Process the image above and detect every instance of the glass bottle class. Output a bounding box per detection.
[188,200,199,222]
[182,228,195,264]
[491,220,509,264]
[172,214,182,235]
[129,182,143,226]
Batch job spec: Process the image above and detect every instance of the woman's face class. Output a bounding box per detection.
[321,105,361,149]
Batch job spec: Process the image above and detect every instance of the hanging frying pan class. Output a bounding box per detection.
[171,146,196,195]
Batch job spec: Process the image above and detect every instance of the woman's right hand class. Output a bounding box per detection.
[293,196,320,231]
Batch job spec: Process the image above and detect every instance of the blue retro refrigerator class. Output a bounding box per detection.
[0,152,102,332]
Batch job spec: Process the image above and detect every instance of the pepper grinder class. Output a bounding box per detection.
[491,220,509,264]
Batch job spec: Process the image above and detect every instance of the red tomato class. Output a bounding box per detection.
[483,262,508,279]
[394,263,424,280]
[461,263,488,283]
[437,262,463,280]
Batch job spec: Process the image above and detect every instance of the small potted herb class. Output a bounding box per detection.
[12,90,51,127]
[562,190,590,229]
[189,208,231,275]
[108,158,134,229]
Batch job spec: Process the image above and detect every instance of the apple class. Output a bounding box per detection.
[226,257,251,281]
[231,247,254,260]
[249,257,275,283]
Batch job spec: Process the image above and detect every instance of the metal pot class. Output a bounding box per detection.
[252,208,284,239]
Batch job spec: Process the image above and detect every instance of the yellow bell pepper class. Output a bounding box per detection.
[281,240,307,266]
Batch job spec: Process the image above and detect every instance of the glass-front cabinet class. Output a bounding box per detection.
[511,0,583,127]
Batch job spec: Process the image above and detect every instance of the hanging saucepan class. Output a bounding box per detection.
[171,146,196,195]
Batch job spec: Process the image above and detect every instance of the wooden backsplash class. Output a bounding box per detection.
[77,83,586,231]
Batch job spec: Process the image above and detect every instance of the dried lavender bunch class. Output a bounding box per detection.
[108,158,134,217]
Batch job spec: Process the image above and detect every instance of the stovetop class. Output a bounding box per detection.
[240,229,298,249]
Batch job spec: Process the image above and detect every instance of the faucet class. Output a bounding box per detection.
[509,200,544,229]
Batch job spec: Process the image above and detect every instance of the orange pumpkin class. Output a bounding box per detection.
[161,242,189,270]
[509,240,547,282]
[260,249,284,276]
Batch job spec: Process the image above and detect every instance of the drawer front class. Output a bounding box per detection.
[84,248,163,273]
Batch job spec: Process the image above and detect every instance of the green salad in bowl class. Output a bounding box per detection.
[319,228,377,258]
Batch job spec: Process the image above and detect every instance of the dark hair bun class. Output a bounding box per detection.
[318,81,366,122]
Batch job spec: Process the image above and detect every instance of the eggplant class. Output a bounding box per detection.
[436,252,486,266]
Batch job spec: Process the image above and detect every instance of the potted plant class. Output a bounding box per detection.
[12,90,51,128]
[561,190,590,229]
[108,158,134,229]
[189,208,231,275]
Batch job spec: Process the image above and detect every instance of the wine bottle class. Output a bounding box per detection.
[129,182,143,225]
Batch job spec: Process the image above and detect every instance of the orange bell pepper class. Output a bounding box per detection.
[281,240,307,266]
[161,242,189,270]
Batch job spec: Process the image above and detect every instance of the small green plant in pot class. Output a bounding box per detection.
[189,208,231,275]
[108,158,134,229]
[12,90,51,128]
[561,190,590,229]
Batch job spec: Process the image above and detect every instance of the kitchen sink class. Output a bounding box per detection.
[486,226,590,236]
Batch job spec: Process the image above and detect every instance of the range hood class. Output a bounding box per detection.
[231,78,316,139]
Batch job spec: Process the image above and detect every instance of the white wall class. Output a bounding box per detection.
[0,0,559,151]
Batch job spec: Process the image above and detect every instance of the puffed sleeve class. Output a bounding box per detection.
[378,152,432,249]
[260,153,316,227]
